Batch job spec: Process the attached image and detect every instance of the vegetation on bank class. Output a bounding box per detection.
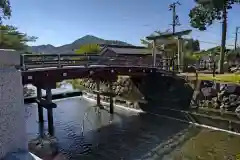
[184,73,240,83]
[200,73,240,83]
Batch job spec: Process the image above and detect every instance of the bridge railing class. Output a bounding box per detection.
[20,54,174,71]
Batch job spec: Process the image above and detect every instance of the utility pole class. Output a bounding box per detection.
[234,26,240,51]
[219,0,227,74]
[169,1,181,34]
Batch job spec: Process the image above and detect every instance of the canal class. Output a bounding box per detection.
[25,86,240,160]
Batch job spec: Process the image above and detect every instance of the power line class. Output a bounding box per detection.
[193,30,236,40]
[169,1,181,34]
[198,40,235,47]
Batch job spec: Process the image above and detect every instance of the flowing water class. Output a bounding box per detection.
[25,86,240,160]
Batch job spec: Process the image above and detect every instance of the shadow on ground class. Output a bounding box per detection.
[131,72,194,111]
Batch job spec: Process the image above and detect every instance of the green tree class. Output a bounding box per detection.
[0,0,11,23]
[189,0,240,73]
[0,25,37,50]
[75,44,101,54]
[184,39,200,52]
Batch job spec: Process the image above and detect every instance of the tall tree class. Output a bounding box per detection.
[0,25,37,50]
[189,0,240,73]
[0,0,11,23]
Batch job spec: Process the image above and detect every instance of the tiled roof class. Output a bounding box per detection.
[108,47,150,55]
[100,45,151,55]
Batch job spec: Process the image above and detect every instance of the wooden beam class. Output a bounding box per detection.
[146,30,192,40]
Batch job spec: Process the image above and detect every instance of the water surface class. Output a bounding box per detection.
[25,86,240,160]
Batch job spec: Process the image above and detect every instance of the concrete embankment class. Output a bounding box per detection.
[24,90,83,104]
[81,91,240,135]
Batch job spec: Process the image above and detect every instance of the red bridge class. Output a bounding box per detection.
[19,53,178,136]
[21,54,176,87]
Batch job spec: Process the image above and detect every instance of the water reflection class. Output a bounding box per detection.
[25,97,240,160]
[25,97,189,159]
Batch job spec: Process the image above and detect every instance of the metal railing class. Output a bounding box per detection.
[20,54,175,71]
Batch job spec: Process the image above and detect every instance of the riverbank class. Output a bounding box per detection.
[81,91,240,160]
[25,80,240,134]
[69,75,193,110]
[82,91,143,113]
[162,129,240,160]
[180,72,240,83]
[81,90,240,135]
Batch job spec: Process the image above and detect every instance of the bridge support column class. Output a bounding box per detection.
[46,88,54,136]
[0,50,28,159]
[109,81,114,114]
[37,87,44,123]
[96,79,101,107]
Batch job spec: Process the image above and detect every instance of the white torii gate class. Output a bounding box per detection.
[146,30,192,72]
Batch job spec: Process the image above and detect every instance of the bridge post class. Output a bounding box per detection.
[96,79,101,107]
[109,81,114,114]
[46,88,54,136]
[37,87,44,123]
[0,50,28,158]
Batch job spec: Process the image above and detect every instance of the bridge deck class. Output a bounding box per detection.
[20,54,176,86]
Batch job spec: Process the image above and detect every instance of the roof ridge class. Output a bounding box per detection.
[99,44,147,49]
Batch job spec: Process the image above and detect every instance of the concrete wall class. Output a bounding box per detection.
[0,50,27,159]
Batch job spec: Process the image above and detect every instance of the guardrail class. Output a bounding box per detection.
[20,54,175,71]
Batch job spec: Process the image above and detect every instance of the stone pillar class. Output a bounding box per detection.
[0,50,28,158]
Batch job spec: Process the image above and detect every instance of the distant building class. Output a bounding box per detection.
[99,44,151,57]
[227,49,240,66]
[98,44,167,67]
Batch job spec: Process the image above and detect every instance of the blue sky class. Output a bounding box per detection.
[4,0,240,49]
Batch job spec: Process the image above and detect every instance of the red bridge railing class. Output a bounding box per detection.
[20,54,175,71]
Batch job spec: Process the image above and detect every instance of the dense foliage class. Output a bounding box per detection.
[189,0,240,31]
[0,25,37,50]
[0,0,11,23]
[75,44,101,54]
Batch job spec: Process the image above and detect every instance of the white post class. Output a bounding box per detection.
[0,49,28,158]
[152,40,156,67]
[177,37,183,72]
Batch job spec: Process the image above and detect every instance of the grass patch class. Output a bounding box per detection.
[172,129,240,160]
[182,73,240,84]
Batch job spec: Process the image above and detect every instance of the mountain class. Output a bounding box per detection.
[31,44,56,54]
[30,35,132,54]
